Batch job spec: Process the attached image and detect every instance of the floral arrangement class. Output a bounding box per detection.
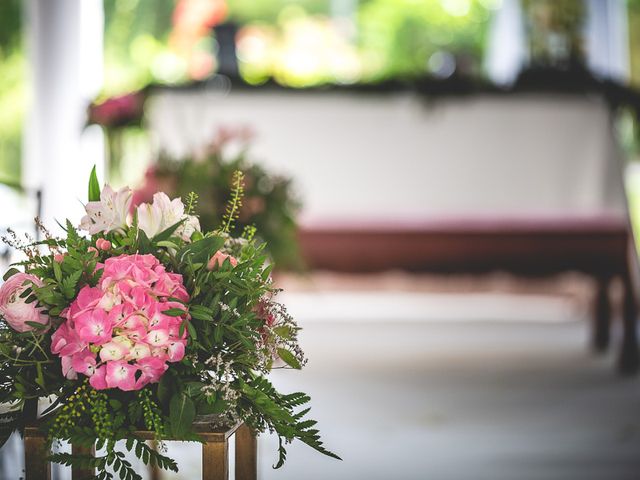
[87,90,148,179]
[134,126,303,270]
[0,168,337,478]
[87,91,146,130]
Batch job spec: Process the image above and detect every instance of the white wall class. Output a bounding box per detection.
[148,90,627,225]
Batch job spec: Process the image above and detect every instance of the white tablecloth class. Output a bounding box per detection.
[147,90,628,225]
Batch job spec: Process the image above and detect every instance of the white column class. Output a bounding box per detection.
[585,0,630,82]
[24,0,104,230]
[485,0,527,86]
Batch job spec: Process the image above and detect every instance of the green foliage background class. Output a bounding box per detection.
[4,1,640,186]
[0,0,23,184]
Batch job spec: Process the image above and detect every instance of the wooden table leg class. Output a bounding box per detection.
[235,424,257,480]
[24,434,51,480]
[619,276,639,375]
[593,276,611,353]
[71,443,95,480]
[149,440,162,480]
[202,437,229,480]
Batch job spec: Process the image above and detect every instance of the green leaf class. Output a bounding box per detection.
[152,219,186,243]
[2,268,19,281]
[88,165,101,202]
[52,261,62,282]
[156,240,180,250]
[60,270,82,299]
[198,394,227,415]
[277,348,302,369]
[176,235,224,265]
[186,321,197,340]
[19,287,32,299]
[0,176,24,192]
[157,376,172,405]
[162,308,187,317]
[35,362,45,388]
[169,393,196,438]
[137,229,152,254]
[273,326,293,338]
[261,264,273,281]
[25,321,48,331]
[189,309,212,321]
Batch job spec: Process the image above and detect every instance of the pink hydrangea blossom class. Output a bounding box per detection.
[105,361,138,391]
[51,254,190,391]
[89,365,108,390]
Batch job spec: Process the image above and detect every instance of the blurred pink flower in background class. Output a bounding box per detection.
[170,0,228,80]
[131,166,162,208]
[88,91,145,128]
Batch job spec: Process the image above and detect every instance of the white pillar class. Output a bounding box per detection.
[485,0,527,86]
[24,0,104,230]
[585,0,630,82]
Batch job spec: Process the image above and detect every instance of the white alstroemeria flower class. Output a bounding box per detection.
[80,185,132,235]
[136,192,185,238]
[176,215,201,242]
[136,202,163,238]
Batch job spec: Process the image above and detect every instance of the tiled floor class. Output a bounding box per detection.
[257,320,640,480]
[3,284,639,480]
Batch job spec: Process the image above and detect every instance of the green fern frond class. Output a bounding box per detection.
[242,224,257,241]
[221,170,245,233]
[185,191,199,215]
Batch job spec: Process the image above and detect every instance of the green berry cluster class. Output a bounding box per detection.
[89,389,113,442]
[49,382,92,443]
[138,388,165,438]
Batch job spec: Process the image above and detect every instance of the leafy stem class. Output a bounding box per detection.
[221,170,245,233]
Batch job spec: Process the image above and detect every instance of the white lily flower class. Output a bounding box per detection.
[137,192,185,238]
[80,185,132,235]
[176,215,201,242]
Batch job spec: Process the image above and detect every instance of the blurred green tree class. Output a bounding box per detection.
[0,0,23,184]
[102,0,176,95]
[357,0,494,80]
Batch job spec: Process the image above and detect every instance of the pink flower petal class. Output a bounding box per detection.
[105,361,139,391]
[99,341,129,361]
[89,365,108,390]
[167,341,185,362]
[71,349,98,376]
[75,309,112,344]
[61,356,78,380]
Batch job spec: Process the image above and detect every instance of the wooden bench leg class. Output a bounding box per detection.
[203,437,229,480]
[593,276,611,353]
[72,443,95,480]
[235,424,257,480]
[619,277,639,375]
[24,434,51,480]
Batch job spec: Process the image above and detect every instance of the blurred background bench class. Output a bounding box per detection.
[148,86,640,374]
